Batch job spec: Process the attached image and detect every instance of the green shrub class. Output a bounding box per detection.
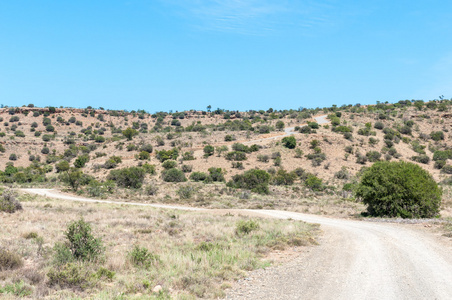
[236,220,260,235]
[334,167,349,180]
[162,168,186,182]
[47,262,93,289]
[272,169,296,185]
[74,154,90,168]
[162,159,177,170]
[177,185,196,199]
[181,164,192,173]
[366,151,381,162]
[138,151,150,160]
[208,167,225,182]
[374,122,384,130]
[190,172,208,182]
[299,125,312,134]
[122,127,138,140]
[156,148,179,162]
[227,169,270,194]
[356,161,442,218]
[203,145,214,156]
[0,248,23,271]
[140,144,153,153]
[0,190,22,213]
[182,151,195,160]
[64,218,104,261]
[142,163,156,175]
[281,136,296,149]
[225,151,247,161]
[107,167,146,188]
[128,245,160,269]
[411,155,430,164]
[52,242,74,265]
[0,280,32,297]
[433,150,452,161]
[441,165,452,174]
[308,122,319,129]
[430,131,445,141]
[257,154,269,162]
[305,175,323,191]
[56,160,70,173]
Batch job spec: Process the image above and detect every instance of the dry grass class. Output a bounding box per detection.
[0,190,319,299]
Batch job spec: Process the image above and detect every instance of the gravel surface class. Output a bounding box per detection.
[227,210,452,300]
[21,189,452,300]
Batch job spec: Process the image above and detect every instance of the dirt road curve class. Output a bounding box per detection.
[21,189,452,300]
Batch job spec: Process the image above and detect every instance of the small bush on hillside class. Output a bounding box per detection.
[299,126,312,134]
[203,145,214,156]
[122,127,138,140]
[334,167,349,180]
[162,168,186,182]
[208,167,225,182]
[107,167,146,188]
[56,160,70,172]
[433,150,452,162]
[74,154,90,168]
[257,154,269,162]
[281,136,296,149]
[356,161,442,218]
[181,164,193,173]
[411,155,430,164]
[305,175,323,191]
[140,144,153,153]
[374,122,384,130]
[366,151,381,162]
[162,160,177,170]
[177,185,196,199]
[156,148,179,162]
[227,169,270,194]
[0,248,23,271]
[441,165,452,174]
[0,189,22,213]
[225,151,247,161]
[190,172,208,182]
[430,131,444,141]
[272,169,297,185]
[137,151,150,160]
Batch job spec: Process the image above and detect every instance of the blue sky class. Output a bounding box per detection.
[1,1,451,112]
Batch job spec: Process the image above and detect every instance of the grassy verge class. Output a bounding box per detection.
[0,189,319,299]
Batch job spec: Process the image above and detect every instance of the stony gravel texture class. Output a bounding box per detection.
[226,210,452,300]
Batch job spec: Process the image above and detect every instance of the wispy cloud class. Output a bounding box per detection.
[161,0,342,35]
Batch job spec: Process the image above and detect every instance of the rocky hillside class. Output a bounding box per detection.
[0,101,451,208]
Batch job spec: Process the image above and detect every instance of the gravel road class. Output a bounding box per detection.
[21,189,452,300]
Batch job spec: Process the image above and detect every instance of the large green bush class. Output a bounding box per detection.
[227,169,270,194]
[281,136,296,149]
[356,161,442,218]
[107,167,145,188]
[162,168,186,182]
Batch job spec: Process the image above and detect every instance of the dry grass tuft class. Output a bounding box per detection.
[0,191,319,299]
